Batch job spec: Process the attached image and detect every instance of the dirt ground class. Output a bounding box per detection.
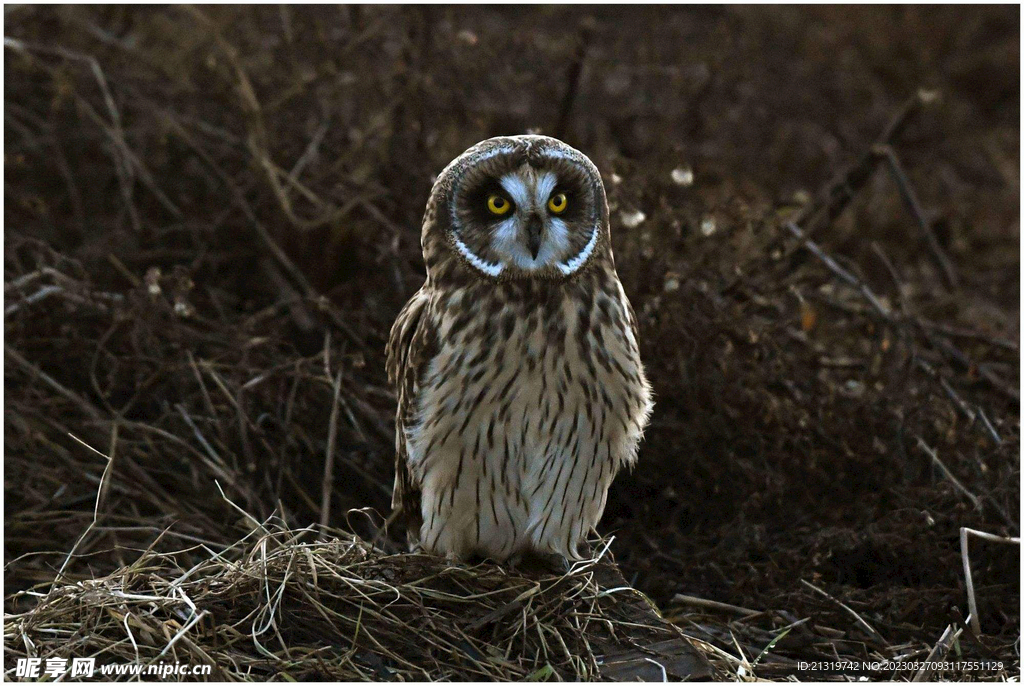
[4,6,1019,680]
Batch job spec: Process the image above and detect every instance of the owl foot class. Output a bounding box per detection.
[508,550,571,576]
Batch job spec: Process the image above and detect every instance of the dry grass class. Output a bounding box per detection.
[6,520,705,681]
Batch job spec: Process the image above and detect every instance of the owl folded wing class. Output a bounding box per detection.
[385,286,436,538]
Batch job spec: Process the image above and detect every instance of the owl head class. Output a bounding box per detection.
[423,135,610,282]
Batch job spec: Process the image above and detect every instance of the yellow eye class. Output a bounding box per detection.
[548,192,568,214]
[487,194,511,215]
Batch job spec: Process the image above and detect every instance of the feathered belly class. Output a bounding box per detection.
[405,315,648,561]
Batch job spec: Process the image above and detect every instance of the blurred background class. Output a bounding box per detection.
[4,6,1019,678]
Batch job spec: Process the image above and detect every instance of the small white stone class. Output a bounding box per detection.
[700,216,717,236]
[144,267,162,296]
[663,276,680,292]
[620,209,646,228]
[670,166,694,186]
[456,29,478,46]
[609,172,623,185]
[843,379,865,398]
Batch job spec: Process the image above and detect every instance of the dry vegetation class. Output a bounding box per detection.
[6,522,709,681]
[4,6,1020,681]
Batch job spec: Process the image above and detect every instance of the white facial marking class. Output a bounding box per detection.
[546,216,569,251]
[453,232,503,277]
[536,172,558,205]
[557,225,599,275]
[499,174,531,208]
[490,216,520,255]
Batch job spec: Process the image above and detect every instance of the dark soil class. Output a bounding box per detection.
[4,6,1019,680]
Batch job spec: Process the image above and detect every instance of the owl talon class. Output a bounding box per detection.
[509,550,570,576]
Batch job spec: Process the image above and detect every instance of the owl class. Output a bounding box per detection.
[386,135,652,564]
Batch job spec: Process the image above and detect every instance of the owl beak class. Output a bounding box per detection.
[525,216,544,260]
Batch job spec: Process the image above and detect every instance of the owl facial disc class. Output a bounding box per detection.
[444,137,606,280]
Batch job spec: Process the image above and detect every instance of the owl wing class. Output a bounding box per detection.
[623,288,642,351]
[385,285,436,540]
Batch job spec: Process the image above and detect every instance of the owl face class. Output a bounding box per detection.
[431,136,607,280]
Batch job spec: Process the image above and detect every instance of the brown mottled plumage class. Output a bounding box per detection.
[387,135,652,563]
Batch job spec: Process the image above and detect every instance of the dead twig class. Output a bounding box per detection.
[870,241,910,314]
[553,17,595,140]
[5,345,104,421]
[873,144,957,290]
[785,222,892,320]
[916,319,1017,353]
[959,527,1020,635]
[799,579,886,645]
[670,594,762,618]
[320,370,344,537]
[56,427,118,581]
[790,89,938,235]
[915,438,983,512]
[912,621,963,682]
